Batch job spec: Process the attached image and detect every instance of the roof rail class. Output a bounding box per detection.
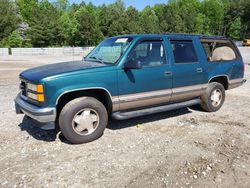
[164,32,225,38]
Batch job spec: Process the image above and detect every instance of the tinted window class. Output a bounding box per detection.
[171,40,198,63]
[128,40,166,67]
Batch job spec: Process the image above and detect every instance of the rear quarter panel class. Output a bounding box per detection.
[196,39,244,82]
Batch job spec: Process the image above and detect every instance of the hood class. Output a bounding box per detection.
[20,60,106,82]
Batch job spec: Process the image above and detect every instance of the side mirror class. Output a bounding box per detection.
[124,60,142,69]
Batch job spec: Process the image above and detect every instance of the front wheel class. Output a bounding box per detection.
[200,82,225,112]
[59,97,108,144]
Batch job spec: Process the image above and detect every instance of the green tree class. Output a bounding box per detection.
[5,0,249,47]
[74,4,103,45]
[139,6,160,33]
[176,0,202,33]
[54,0,69,11]
[222,0,244,36]
[99,0,126,37]
[8,31,23,47]
[0,0,19,45]
[193,13,207,34]
[153,4,168,33]
[123,6,142,34]
[228,17,242,40]
[27,0,65,47]
[16,0,38,22]
[241,0,250,38]
[201,0,225,35]
[161,3,185,33]
[59,11,78,46]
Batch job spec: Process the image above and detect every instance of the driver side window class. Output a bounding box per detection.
[128,40,166,67]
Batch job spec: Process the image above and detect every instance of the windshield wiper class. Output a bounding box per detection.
[87,56,105,64]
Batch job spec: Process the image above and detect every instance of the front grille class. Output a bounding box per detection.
[20,80,27,96]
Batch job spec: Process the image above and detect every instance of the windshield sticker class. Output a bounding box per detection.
[115,38,128,43]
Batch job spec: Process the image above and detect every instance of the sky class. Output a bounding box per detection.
[68,0,167,10]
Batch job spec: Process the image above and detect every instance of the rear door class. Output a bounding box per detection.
[168,38,207,102]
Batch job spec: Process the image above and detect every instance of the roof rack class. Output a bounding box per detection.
[164,32,225,38]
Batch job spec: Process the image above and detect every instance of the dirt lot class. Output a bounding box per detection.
[0,55,249,188]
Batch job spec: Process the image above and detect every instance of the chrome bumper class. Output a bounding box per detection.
[15,94,56,123]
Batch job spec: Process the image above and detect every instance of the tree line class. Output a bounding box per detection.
[0,0,249,48]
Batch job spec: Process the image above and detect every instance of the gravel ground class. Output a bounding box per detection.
[0,54,249,188]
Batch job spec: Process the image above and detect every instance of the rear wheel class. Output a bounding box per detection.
[200,82,225,112]
[59,97,108,144]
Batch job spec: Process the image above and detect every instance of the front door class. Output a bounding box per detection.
[117,38,173,111]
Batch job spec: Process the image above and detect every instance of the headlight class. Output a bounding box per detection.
[27,83,45,102]
[27,83,44,93]
[27,92,45,102]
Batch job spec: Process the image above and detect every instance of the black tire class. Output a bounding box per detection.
[200,82,225,112]
[59,97,108,144]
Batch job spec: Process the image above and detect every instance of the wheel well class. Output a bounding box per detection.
[209,76,228,90]
[56,89,113,118]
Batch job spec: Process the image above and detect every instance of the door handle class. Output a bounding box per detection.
[196,68,203,73]
[164,71,172,76]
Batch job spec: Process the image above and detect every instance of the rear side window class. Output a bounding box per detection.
[201,40,238,62]
[170,40,198,63]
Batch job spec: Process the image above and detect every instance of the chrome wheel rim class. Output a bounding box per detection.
[210,89,222,107]
[72,108,99,135]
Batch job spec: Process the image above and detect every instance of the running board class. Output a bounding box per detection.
[112,98,201,120]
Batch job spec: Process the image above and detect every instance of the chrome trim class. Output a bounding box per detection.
[55,87,120,112]
[56,87,113,105]
[15,93,56,123]
[208,75,229,84]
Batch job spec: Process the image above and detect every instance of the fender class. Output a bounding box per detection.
[55,87,114,105]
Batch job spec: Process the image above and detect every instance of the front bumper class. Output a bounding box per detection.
[15,94,56,123]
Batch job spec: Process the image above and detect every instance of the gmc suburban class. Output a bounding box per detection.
[15,34,246,144]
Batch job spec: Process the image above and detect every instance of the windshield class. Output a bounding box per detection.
[85,37,133,64]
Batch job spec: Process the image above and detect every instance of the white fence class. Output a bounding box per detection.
[0,46,249,63]
[0,48,8,55]
[8,47,94,56]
